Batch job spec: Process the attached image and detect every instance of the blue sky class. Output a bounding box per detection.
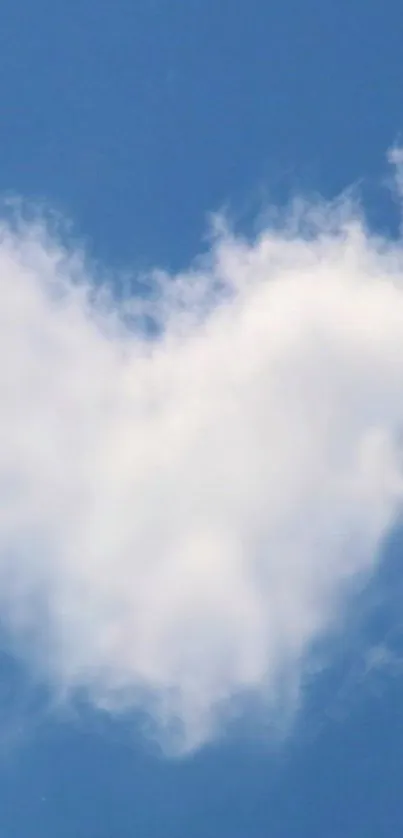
[1,1,403,836]
[1,0,402,269]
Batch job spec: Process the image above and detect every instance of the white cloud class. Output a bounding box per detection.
[0,177,403,752]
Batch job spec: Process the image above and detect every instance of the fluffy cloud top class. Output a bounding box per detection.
[0,182,403,752]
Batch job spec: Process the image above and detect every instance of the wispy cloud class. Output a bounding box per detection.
[0,161,403,752]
